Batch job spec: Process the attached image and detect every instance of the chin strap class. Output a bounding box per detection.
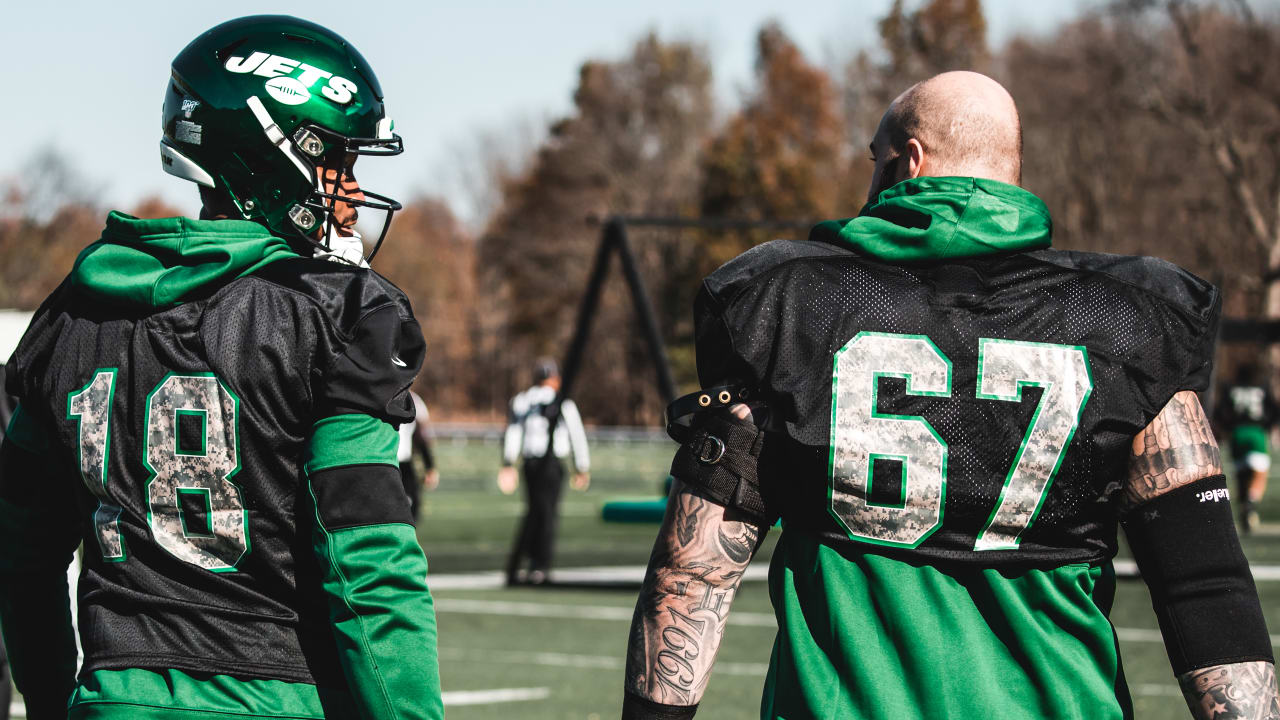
[313,230,369,268]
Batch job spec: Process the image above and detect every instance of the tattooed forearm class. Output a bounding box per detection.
[1125,390,1223,507]
[1179,661,1280,720]
[625,479,766,706]
[717,524,756,564]
[674,494,703,546]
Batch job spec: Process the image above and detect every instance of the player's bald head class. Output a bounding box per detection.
[873,71,1022,189]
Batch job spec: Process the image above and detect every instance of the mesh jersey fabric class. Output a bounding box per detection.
[693,236,1218,719]
[5,256,425,685]
[697,239,1219,567]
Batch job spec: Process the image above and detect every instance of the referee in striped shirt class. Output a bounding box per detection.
[498,358,590,586]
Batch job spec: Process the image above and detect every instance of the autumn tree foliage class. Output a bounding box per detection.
[698,22,850,268]
[477,33,715,424]
[1003,1,1280,384]
[877,0,988,79]
[374,198,485,415]
[7,0,1280,421]
[0,154,186,310]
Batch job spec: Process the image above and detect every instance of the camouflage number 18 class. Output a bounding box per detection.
[828,332,1092,550]
[68,371,250,572]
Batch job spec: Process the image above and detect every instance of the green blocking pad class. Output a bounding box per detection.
[600,473,782,526]
[602,475,672,523]
[602,497,670,523]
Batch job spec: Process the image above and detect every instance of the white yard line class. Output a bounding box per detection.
[437,647,770,677]
[435,597,776,627]
[435,598,1280,645]
[1130,684,1183,697]
[1113,627,1165,643]
[428,561,1280,590]
[0,683,1188,717]
[1110,558,1280,581]
[1116,627,1280,645]
[420,503,597,520]
[441,687,551,706]
[8,690,552,718]
[429,564,769,590]
[436,648,1186,697]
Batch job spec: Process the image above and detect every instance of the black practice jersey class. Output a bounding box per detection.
[696,240,1219,568]
[1219,383,1277,428]
[5,258,424,684]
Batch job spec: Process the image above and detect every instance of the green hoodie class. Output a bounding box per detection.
[70,211,299,308]
[810,176,1052,261]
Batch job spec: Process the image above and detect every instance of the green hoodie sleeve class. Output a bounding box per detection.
[305,413,443,720]
[0,406,80,719]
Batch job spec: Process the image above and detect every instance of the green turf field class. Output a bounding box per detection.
[419,435,1280,720]
[7,433,1280,719]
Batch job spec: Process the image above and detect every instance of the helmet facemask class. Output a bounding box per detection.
[244,96,403,265]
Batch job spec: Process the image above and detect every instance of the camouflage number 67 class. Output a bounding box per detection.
[828,332,1092,550]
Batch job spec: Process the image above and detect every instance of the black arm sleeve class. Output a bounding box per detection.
[309,463,414,530]
[1121,475,1273,674]
[622,691,698,720]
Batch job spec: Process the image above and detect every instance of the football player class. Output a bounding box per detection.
[1216,363,1277,533]
[0,16,442,720]
[622,71,1279,719]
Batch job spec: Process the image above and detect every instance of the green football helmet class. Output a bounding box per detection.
[161,15,403,262]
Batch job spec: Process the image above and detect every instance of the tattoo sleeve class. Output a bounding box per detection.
[624,477,768,707]
[1179,662,1280,720]
[1124,390,1223,508]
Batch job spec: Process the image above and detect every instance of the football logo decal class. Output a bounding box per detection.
[265,77,312,106]
[223,51,358,106]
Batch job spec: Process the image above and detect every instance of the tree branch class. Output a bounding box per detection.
[1160,1,1274,252]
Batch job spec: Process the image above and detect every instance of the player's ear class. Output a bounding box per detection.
[905,138,926,180]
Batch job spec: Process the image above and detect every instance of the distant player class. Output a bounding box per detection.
[623,72,1278,719]
[0,16,442,720]
[499,358,590,585]
[398,390,439,523]
[1217,364,1277,532]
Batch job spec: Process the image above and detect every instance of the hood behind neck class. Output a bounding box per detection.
[70,211,300,309]
[810,176,1052,262]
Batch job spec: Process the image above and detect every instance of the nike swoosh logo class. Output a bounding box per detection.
[391,355,407,368]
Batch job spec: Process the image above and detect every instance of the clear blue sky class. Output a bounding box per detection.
[0,0,1087,222]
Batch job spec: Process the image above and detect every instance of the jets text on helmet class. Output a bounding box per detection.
[223,52,358,105]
